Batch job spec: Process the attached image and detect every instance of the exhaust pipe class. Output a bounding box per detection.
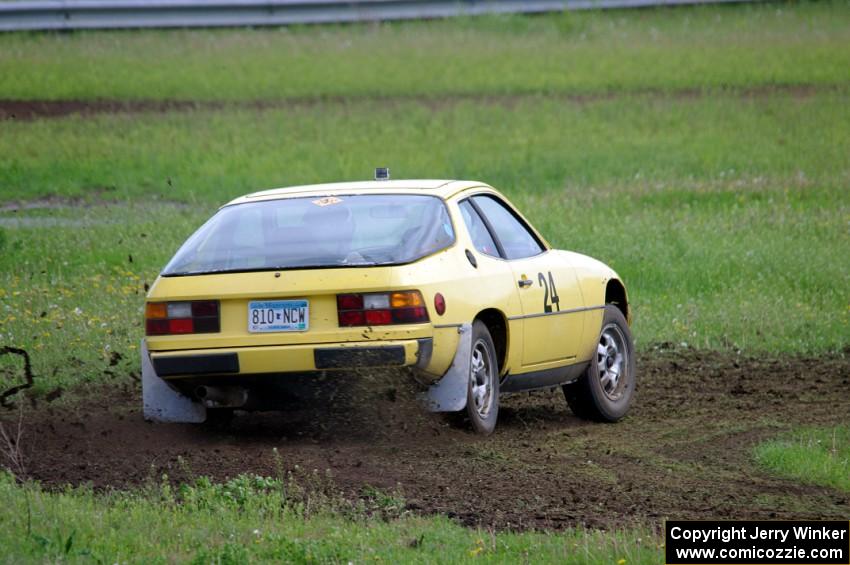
[194,385,248,408]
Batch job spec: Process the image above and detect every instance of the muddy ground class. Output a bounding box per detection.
[4,350,849,530]
[0,85,833,121]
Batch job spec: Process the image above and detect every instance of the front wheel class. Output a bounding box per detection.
[466,320,500,435]
[563,305,636,422]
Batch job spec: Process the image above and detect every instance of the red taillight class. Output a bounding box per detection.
[339,310,365,326]
[145,301,220,336]
[337,291,429,327]
[337,294,363,310]
[145,318,169,336]
[365,309,393,325]
[392,307,428,324]
[191,301,219,317]
[168,318,194,334]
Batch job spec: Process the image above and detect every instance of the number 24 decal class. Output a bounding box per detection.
[538,271,560,313]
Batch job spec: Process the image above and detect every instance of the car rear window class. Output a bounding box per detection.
[162,194,455,276]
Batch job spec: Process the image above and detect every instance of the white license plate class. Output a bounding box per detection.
[248,300,309,333]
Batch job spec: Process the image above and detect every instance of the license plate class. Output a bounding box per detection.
[248,300,309,333]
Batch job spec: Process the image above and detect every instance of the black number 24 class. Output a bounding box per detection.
[538,271,560,313]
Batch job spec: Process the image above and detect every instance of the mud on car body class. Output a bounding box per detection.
[142,175,636,434]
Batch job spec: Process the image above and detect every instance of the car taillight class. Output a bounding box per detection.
[337,291,429,327]
[145,300,220,336]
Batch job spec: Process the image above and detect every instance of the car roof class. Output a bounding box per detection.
[224,179,492,207]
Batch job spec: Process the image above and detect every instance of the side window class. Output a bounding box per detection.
[472,195,544,260]
[458,200,499,257]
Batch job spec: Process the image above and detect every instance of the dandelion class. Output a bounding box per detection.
[618,559,626,565]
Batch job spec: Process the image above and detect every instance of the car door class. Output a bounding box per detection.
[469,194,585,368]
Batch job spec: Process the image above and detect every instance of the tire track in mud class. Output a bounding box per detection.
[0,84,844,121]
[6,351,850,530]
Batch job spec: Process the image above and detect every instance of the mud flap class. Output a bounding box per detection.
[141,340,206,423]
[420,323,471,412]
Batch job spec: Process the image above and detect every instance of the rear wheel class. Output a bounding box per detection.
[563,305,635,422]
[466,320,500,435]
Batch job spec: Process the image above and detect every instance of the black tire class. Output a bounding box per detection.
[466,320,500,435]
[563,305,636,422]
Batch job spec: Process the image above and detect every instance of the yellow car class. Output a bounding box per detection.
[142,172,635,434]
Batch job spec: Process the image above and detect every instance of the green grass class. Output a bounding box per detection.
[0,204,206,394]
[0,2,848,560]
[4,93,850,203]
[0,2,849,101]
[755,427,850,493]
[1,93,848,394]
[0,472,662,563]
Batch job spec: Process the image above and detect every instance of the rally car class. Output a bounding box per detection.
[142,172,635,434]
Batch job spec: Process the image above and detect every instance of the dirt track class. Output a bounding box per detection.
[0,85,836,121]
[7,351,850,530]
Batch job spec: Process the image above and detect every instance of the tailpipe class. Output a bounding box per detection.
[194,385,248,409]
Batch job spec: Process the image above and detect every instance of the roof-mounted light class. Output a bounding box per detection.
[374,167,390,181]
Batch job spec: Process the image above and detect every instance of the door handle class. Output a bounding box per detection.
[518,279,533,288]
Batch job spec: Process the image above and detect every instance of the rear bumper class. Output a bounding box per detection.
[141,324,469,421]
[149,338,432,378]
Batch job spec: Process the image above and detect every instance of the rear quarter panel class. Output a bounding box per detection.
[390,243,522,376]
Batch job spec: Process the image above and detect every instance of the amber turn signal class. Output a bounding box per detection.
[390,291,424,308]
[145,302,168,319]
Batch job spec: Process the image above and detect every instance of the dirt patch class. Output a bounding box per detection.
[0,85,838,121]
[0,193,117,212]
[0,99,216,121]
[3,351,849,530]
[0,193,193,213]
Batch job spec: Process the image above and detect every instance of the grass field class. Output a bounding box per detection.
[755,426,850,493]
[0,472,661,563]
[2,89,848,394]
[0,1,849,562]
[1,2,849,100]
